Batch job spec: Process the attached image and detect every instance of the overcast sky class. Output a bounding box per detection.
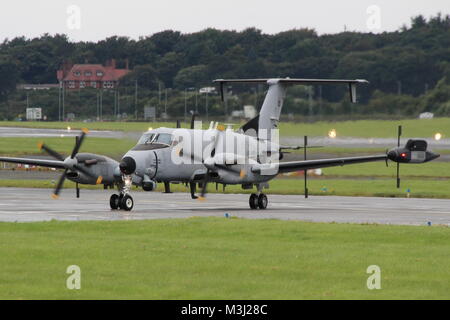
[0,0,448,42]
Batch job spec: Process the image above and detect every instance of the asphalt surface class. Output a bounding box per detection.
[0,188,449,226]
[0,126,129,139]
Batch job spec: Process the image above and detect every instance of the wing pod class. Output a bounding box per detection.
[387,139,439,163]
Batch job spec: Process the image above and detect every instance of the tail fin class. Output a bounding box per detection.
[214,78,368,138]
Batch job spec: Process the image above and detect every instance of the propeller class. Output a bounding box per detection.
[198,125,224,200]
[396,125,402,188]
[38,128,102,199]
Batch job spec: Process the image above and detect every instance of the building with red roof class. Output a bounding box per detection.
[57,59,130,90]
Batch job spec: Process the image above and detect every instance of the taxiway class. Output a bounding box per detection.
[0,188,449,226]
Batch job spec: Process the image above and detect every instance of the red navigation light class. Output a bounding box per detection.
[401,152,407,158]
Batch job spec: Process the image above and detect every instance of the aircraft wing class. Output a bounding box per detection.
[0,157,66,169]
[275,155,387,174]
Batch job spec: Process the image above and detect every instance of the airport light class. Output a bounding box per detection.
[67,126,71,132]
[328,129,337,138]
[434,133,442,141]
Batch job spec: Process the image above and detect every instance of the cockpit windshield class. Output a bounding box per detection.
[137,133,155,145]
[137,133,173,146]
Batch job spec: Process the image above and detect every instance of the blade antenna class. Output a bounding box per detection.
[304,135,308,199]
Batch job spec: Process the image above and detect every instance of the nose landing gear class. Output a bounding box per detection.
[110,175,134,211]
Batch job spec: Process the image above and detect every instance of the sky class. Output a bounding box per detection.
[0,0,449,42]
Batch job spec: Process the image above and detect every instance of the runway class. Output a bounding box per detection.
[0,188,449,225]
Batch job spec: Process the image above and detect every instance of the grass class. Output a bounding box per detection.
[0,217,448,299]
[321,161,450,178]
[3,176,450,199]
[0,137,135,158]
[2,117,450,138]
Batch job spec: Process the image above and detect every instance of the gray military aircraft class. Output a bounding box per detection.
[0,78,440,211]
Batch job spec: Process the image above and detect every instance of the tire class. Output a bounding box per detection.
[258,193,268,210]
[120,194,134,211]
[249,193,258,209]
[110,194,119,210]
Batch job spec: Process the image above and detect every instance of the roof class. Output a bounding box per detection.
[60,64,130,82]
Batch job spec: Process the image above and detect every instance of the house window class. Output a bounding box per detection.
[91,81,97,88]
[85,71,92,77]
[68,81,75,88]
[79,81,86,88]
[73,71,81,77]
[96,71,104,77]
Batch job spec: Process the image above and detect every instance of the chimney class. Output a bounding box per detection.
[125,58,129,70]
[111,59,116,69]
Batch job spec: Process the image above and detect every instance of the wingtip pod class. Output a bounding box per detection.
[51,194,59,200]
[37,142,43,150]
[81,128,89,134]
[197,196,206,201]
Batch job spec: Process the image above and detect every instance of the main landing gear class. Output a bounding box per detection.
[110,193,134,211]
[249,193,268,210]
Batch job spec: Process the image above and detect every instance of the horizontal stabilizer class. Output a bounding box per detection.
[214,77,369,103]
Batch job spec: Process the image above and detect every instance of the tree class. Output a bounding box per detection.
[121,64,159,90]
[0,56,19,101]
[174,65,208,89]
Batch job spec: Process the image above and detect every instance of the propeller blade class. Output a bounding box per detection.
[396,125,402,188]
[38,142,65,161]
[71,128,89,158]
[198,170,210,200]
[396,162,400,189]
[52,168,68,199]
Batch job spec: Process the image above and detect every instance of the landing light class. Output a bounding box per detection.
[67,126,71,132]
[434,133,442,141]
[328,129,337,138]
[148,127,153,131]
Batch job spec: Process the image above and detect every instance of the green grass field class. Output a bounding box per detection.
[0,137,135,158]
[2,117,450,138]
[2,176,450,199]
[0,121,449,300]
[0,218,448,299]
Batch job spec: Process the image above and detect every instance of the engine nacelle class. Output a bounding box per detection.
[387,139,439,163]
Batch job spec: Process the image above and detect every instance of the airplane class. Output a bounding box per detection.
[0,77,440,211]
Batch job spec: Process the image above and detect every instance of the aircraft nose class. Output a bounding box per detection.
[119,156,136,175]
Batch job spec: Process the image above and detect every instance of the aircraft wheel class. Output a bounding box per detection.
[110,194,120,210]
[120,194,134,211]
[258,193,268,210]
[249,193,258,209]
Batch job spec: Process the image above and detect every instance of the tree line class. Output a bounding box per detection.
[0,13,449,120]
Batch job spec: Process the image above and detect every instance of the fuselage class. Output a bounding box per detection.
[123,127,280,187]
